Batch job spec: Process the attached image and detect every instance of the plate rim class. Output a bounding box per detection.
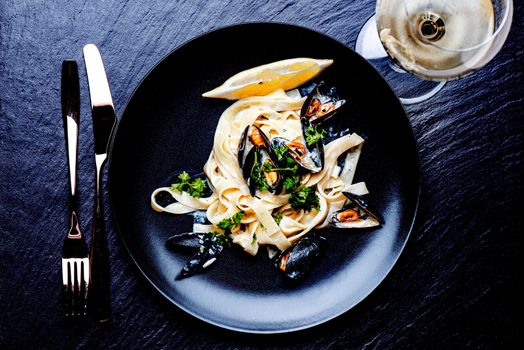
[108,21,421,334]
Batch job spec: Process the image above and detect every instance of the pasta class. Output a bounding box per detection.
[151,88,376,257]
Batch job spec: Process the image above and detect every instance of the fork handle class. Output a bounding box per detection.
[90,190,111,323]
[61,60,80,210]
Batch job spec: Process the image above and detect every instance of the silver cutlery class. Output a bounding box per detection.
[83,44,117,323]
[61,60,89,317]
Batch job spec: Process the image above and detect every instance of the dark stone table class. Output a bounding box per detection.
[1,0,522,348]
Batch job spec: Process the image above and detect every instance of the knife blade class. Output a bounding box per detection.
[83,43,116,323]
[83,44,116,157]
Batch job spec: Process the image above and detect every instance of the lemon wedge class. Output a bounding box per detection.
[202,58,333,100]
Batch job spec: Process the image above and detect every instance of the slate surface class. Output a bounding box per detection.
[0,0,522,349]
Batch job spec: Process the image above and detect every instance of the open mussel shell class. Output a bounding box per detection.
[300,81,346,125]
[176,232,225,279]
[343,192,384,224]
[241,147,283,195]
[238,124,271,169]
[270,137,322,174]
[166,232,204,249]
[300,117,325,173]
[239,125,283,195]
[241,147,257,193]
[259,149,283,194]
[329,207,371,228]
[329,192,384,228]
[273,235,326,280]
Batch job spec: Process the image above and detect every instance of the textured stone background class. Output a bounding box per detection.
[0,0,522,348]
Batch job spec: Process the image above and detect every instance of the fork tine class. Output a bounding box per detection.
[79,261,84,316]
[71,260,76,317]
[75,259,83,317]
[81,260,88,316]
[73,259,80,316]
[64,261,72,317]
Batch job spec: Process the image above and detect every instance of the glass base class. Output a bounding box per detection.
[355,15,445,105]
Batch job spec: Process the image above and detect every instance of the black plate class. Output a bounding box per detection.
[109,23,420,333]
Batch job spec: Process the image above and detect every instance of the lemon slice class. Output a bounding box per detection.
[202,58,333,100]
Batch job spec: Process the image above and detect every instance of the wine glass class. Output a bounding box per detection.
[355,0,513,104]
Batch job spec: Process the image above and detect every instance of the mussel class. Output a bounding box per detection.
[300,81,346,125]
[273,234,326,280]
[266,83,345,175]
[270,137,323,174]
[238,125,270,165]
[329,192,384,228]
[238,125,282,195]
[166,231,225,279]
[166,232,204,249]
[259,150,283,193]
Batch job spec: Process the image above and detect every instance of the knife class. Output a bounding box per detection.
[83,44,116,323]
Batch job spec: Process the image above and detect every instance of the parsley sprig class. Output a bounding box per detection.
[250,151,269,191]
[263,161,297,174]
[170,171,207,198]
[272,145,301,192]
[283,175,300,191]
[289,186,320,212]
[217,211,245,231]
[274,145,297,168]
[305,125,327,146]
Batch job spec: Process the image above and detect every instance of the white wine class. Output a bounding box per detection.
[377,0,496,80]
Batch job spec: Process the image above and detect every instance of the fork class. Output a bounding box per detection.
[61,60,89,317]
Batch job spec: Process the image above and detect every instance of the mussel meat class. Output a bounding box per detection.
[329,192,384,228]
[300,81,346,125]
[270,137,323,174]
[238,125,282,195]
[273,234,326,280]
[259,150,283,194]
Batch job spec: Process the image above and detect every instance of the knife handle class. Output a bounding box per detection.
[89,169,111,323]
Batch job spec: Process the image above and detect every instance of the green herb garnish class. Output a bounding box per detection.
[251,152,269,191]
[263,161,298,175]
[217,211,245,231]
[283,174,300,191]
[289,186,320,211]
[268,145,301,192]
[170,171,207,198]
[305,125,327,146]
[231,211,244,226]
[272,212,283,225]
[274,145,288,161]
[251,232,257,245]
[211,231,232,247]
[273,146,294,167]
